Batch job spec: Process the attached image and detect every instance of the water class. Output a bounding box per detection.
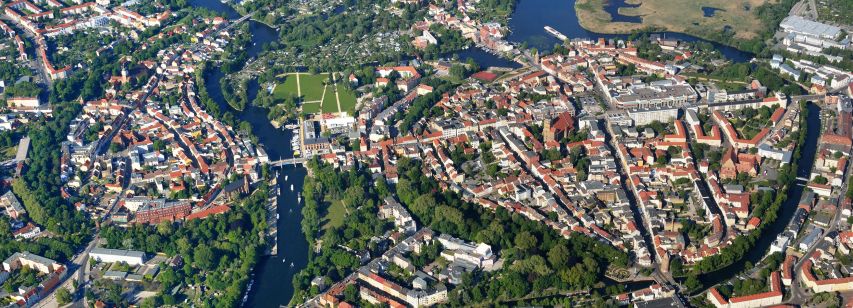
[702,7,724,17]
[506,0,754,62]
[189,0,306,306]
[697,103,822,288]
[446,47,522,69]
[604,0,641,23]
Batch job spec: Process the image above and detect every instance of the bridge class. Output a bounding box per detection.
[270,157,308,167]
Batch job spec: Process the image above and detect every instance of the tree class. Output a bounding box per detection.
[56,287,72,305]
[547,244,570,268]
[514,231,538,253]
[684,273,702,291]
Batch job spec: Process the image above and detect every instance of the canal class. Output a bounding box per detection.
[187,0,774,305]
[189,0,307,307]
[696,103,822,287]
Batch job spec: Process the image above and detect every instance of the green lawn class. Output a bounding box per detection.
[321,199,346,230]
[302,102,321,114]
[275,73,358,115]
[338,87,357,115]
[299,73,328,102]
[321,87,339,113]
[273,75,300,100]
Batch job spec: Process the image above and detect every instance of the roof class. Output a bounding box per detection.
[90,248,145,259]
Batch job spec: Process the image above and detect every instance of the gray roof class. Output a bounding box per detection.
[90,247,145,259]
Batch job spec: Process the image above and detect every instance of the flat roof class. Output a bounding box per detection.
[90,247,145,259]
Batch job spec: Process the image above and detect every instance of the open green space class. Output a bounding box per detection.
[301,102,321,114]
[337,87,357,115]
[273,75,299,100]
[321,87,338,113]
[298,73,328,102]
[321,198,347,231]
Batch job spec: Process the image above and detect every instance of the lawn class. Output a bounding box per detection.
[274,73,358,115]
[298,73,328,102]
[273,75,300,100]
[301,102,321,114]
[321,198,346,230]
[321,87,339,113]
[338,87,358,115]
[575,0,769,40]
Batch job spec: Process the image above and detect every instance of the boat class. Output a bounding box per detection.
[285,175,288,181]
[276,214,279,219]
[285,124,298,129]
[282,257,286,262]
[297,192,302,203]
[276,186,280,196]
[544,26,568,41]
[290,184,294,191]
[290,262,294,267]
[294,150,301,157]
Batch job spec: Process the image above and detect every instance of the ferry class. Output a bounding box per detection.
[544,26,568,41]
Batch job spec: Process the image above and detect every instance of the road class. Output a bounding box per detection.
[35,236,98,308]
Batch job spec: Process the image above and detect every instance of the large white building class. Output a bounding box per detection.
[89,248,146,266]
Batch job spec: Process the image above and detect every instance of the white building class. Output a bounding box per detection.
[89,248,146,266]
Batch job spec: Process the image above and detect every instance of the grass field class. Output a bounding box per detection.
[302,102,321,114]
[321,198,347,230]
[273,76,300,100]
[575,0,768,40]
[274,73,356,115]
[338,87,357,114]
[299,74,328,102]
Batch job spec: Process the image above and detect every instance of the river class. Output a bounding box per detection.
[187,0,775,305]
[696,103,822,287]
[189,0,307,307]
[504,0,754,63]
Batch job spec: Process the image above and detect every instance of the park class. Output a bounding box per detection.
[273,73,357,115]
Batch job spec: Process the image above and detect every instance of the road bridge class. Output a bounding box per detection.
[269,157,308,167]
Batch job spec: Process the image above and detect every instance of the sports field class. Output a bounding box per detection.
[273,73,356,115]
[575,0,769,40]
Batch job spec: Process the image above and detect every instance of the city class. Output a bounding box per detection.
[0,0,850,307]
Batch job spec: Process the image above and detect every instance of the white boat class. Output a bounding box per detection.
[544,26,568,41]
[290,184,294,191]
[285,124,298,129]
[297,193,302,203]
[276,186,280,196]
[276,214,279,219]
[285,175,288,181]
[290,262,294,267]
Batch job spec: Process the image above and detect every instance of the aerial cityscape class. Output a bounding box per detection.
[0,0,851,307]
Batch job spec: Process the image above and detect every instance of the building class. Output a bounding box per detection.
[3,252,62,274]
[543,111,575,143]
[134,201,191,224]
[627,107,679,126]
[0,191,26,219]
[89,248,146,266]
